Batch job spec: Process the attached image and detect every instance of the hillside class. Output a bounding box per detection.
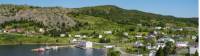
[0,4,198,37]
[0,4,76,30]
[72,5,197,27]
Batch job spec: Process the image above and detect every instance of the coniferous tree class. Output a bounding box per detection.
[194,50,198,56]
[156,47,164,56]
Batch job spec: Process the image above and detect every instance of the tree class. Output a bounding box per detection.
[156,47,164,56]
[193,50,198,56]
[107,48,120,56]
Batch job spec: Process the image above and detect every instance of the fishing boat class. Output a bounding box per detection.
[32,48,45,52]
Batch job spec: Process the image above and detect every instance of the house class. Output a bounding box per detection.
[149,50,156,56]
[135,33,143,38]
[153,31,158,35]
[134,41,144,47]
[60,34,66,37]
[157,37,175,43]
[75,35,81,38]
[173,28,183,31]
[68,34,72,37]
[3,30,7,33]
[189,46,198,54]
[156,43,166,49]
[4,28,24,33]
[72,39,77,42]
[78,41,93,48]
[146,45,156,49]
[71,39,78,44]
[104,45,114,48]
[82,35,87,38]
[104,31,112,34]
[39,28,45,33]
[135,35,142,38]
[176,42,188,48]
[123,32,129,36]
[155,27,162,30]
[192,35,197,40]
[98,35,103,38]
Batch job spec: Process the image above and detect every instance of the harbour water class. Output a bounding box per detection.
[0,44,105,56]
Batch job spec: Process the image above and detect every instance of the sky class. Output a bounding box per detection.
[0,0,198,17]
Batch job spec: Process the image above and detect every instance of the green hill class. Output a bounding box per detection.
[0,4,198,37]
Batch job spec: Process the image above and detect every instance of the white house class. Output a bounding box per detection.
[149,50,156,56]
[104,45,114,48]
[98,35,103,38]
[39,28,45,33]
[71,39,79,44]
[134,41,144,47]
[156,43,166,49]
[174,28,183,31]
[192,35,197,40]
[60,34,66,37]
[123,32,129,36]
[75,35,81,38]
[157,37,175,43]
[104,31,112,34]
[78,41,93,48]
[176,42,188,47]
[189,46,198,54]
[72,39,77,42]
[82,35,87,38]
[135,35,142,38]
[68,34,72,37]
[155,27,162,30]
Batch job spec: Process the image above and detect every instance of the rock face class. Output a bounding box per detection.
[0,4,76,29]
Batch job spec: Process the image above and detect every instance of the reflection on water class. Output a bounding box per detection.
[0,45,105,56]
[85,49,93,56]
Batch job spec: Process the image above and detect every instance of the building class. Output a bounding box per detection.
[192,35,197,40]
[149,50,156,56]
[176,42,188,48]
[82,35,87,38]
[189,46,198,54]
[60,34,66,37]
[98,35,103,38]
[155,27,162,30]
[134,41,144,47]
[104,45,114,48]
[39,28,45,33]
[75,35,81,38]
[3,28,24,33]
[156,43,166,49]
[157,37,175,43]
[78,41,93,48]
[104,31,112,34]
[123,32,129,36]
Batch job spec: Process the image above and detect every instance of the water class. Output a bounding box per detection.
[0,45,106,56]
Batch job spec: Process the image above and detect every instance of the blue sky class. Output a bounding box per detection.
[0,0,198,17]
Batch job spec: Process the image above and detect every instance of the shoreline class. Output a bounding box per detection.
[0,43,70,45]
[0,43,106,49]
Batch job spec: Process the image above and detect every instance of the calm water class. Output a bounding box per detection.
[0,45,105,56]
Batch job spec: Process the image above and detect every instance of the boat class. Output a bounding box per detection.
[32,48,45,52]
[44,46,51,50]
[51,46,58,50]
